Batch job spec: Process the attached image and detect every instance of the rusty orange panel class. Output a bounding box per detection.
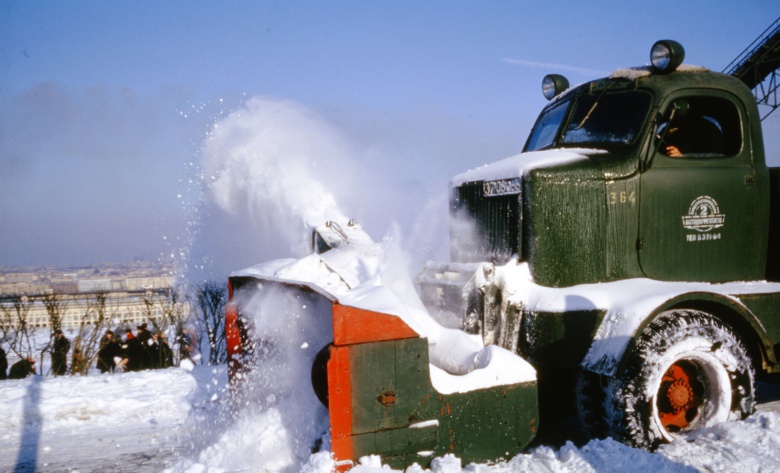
[225,302,241,357]
[332,303,419,345]
[328,345,354,465]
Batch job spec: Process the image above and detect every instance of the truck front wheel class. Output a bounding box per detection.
[610,309,755,449]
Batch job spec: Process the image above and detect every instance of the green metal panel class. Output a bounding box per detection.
[604,175,642,280]
[737,292,780,354]
[394,338,440,421]
[521,309,606,368]
[436,383,538,465]
[351,423,438,459]
[524,161,608,287]
[639,159,766,281]
[346,337,538,468]
[349,339,438,435]
[768,167,780,281]
[638,90,768,282]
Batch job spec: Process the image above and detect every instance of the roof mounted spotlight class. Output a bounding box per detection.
[650,40,685,74]
[542,74,569,100]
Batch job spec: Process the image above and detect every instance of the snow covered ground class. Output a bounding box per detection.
[2,363,780,473]
[0,363,224,473]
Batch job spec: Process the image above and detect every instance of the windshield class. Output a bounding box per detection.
[525,89,652,152]
[524,99,569,152]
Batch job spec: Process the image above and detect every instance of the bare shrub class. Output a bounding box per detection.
[192,281,227,365]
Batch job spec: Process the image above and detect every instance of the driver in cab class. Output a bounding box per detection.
[661,100,725,158]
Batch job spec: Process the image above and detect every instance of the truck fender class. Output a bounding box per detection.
[580,291,773,377]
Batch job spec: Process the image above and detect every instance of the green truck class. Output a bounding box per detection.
[226,37,780,469]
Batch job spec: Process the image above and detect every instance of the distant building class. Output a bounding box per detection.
[0,261,187,329]
[0,290,181,329]
[78,279,112,293]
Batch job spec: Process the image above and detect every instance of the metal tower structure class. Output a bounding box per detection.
[724,17,780,120]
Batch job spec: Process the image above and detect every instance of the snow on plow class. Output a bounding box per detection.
[225,221,538,469]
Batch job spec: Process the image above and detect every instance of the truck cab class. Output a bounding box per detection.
[451,41,771,287]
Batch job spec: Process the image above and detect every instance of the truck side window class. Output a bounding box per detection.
[658,96,741,158]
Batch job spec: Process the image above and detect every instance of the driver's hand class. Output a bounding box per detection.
[666,145,683,157]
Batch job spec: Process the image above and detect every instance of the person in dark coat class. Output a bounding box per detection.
[135,323,154,370]
[9,357,36,379]
[97,330,125,373]
[158,334,174,368]
[0,345,8,380]
[148,332,160,369]
[124,330,143,372]
[52,329,70,376]
[97,330,111,372]
[150,332,173,369]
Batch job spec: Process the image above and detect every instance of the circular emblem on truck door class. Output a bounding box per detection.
[681,196,725,232]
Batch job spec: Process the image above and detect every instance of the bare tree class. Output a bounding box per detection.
[138,287,191,365]
[140,291,158,331]
[159,287,190,364]
[42,292,67,334]
[0,294,38,369]
[40,292,69,375]
[0,296,15,349]
[193,281,227,365]
[70,292,112,375]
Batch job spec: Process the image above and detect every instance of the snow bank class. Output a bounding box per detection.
[660,412,780,471]
[0,365,226,473]
[177,405,330,473]
[2,355,780,472]
[0,368,200,434]
[340,412,780,473]
[428,344,535,395]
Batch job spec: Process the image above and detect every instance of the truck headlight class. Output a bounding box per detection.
[542,74,569,100]
[650,40,685,73]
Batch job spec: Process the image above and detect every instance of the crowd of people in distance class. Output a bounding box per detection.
[97,323,175,373]
[0,323,189,380]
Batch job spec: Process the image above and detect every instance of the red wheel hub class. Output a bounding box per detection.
[658,362,702,431]
[667,378,694,412]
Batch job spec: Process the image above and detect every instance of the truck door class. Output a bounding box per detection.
[638,93,765,282]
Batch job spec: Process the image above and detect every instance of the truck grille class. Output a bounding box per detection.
[452,181,522,263]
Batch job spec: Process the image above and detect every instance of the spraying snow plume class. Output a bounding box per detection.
[174,98,461,471]
[200,97,354,257]
[184,95,448,279]
[184,285,334,473]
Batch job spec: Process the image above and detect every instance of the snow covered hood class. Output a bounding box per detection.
[450,148,606,187]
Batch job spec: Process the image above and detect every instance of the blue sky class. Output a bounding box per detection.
[1,1,778,276]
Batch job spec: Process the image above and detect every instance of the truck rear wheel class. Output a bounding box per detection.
[610,309,755,449]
